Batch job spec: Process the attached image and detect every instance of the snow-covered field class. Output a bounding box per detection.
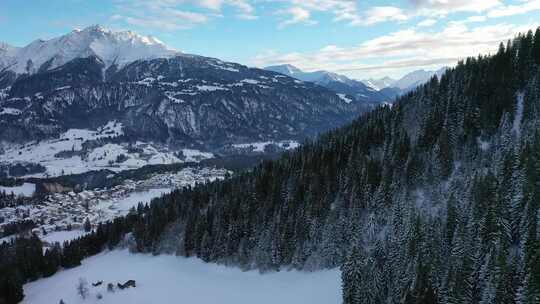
[23,250,340,304]
[98,188,172,215]
[0,182,35,197]
[0,121,214,177]
[41,230,89,245]
[337,93,353,104]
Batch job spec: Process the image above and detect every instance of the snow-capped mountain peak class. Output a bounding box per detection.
[0,25,180,74]
[364,68,447,92]
[391,67,447,90]
[265,64,350,84]
[265,64,303,76]
[363,77,396,90]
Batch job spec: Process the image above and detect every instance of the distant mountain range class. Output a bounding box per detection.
[264,64,390,105]
[0,25,449,153]
[0,26,368,150]
[364,67,447,92]
[264,64,447,103]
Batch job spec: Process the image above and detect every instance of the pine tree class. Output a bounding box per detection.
[83,218,91,232]
[533,28,540,65]
[341,246,365,304]
[0,274,24,304]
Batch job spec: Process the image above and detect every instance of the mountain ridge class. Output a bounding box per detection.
[265,64,449,103]
[264,64,390,104]
[364,67,448,91]
[0,25,179,75]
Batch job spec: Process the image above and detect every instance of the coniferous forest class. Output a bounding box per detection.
[2,29,540,303]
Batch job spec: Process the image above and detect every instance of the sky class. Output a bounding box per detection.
[0,0,539,79]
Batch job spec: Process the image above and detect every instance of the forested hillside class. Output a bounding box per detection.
[2,29,540,304]
[137,29,540,303]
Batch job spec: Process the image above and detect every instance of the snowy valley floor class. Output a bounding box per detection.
[23,250,340,304]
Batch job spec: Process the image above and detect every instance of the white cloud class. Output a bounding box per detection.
[111,0,256,31]
[487,0,540,18]
[447,14,488,26]
[278,7,316,28]
[467,15,487,22]
[410,0,502,16]
[274,0,362,27]
[417,18,437,27]
[344,0,502,27]
[111,9,208,30]
[361,7,409,26]
[251,22,537,78]
[237,13,259,20]
[106,0,540,31]
[166,0,255,14]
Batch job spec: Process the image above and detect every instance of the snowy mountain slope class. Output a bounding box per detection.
[264,64,389,104]
[0,121,213,177]
[0,26,370,182]
[0,50,366,147]
[0,25,178,74]
[0,42,17,53]
[0,42,19,70]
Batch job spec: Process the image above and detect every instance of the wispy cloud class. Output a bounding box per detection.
[357,0,502,26]
[487,0,540,18]
[361,7,408,26]
[251,22,537,78]
[278,7,315,28]
[405,0,540,23]
[108,0,540,31]
[409,0,502,16]
[111,10,208,31]
[111,0,256,31]
[276,0,362,27]
[417,18,437,27]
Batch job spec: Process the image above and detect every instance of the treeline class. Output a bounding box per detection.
[0,220,35,238]
[0,191,33,209]
[0,163,46,179]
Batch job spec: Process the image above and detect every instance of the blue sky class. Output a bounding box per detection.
[1,0,539,79]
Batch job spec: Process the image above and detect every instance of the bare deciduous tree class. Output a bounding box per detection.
[76,277,89,299]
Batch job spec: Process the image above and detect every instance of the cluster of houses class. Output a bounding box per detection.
[0,167,228,241]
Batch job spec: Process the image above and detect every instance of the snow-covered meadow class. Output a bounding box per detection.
[0,182,35,197]
[41,230,89,245]
[0,121,213,177]
[23,250,340,304]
